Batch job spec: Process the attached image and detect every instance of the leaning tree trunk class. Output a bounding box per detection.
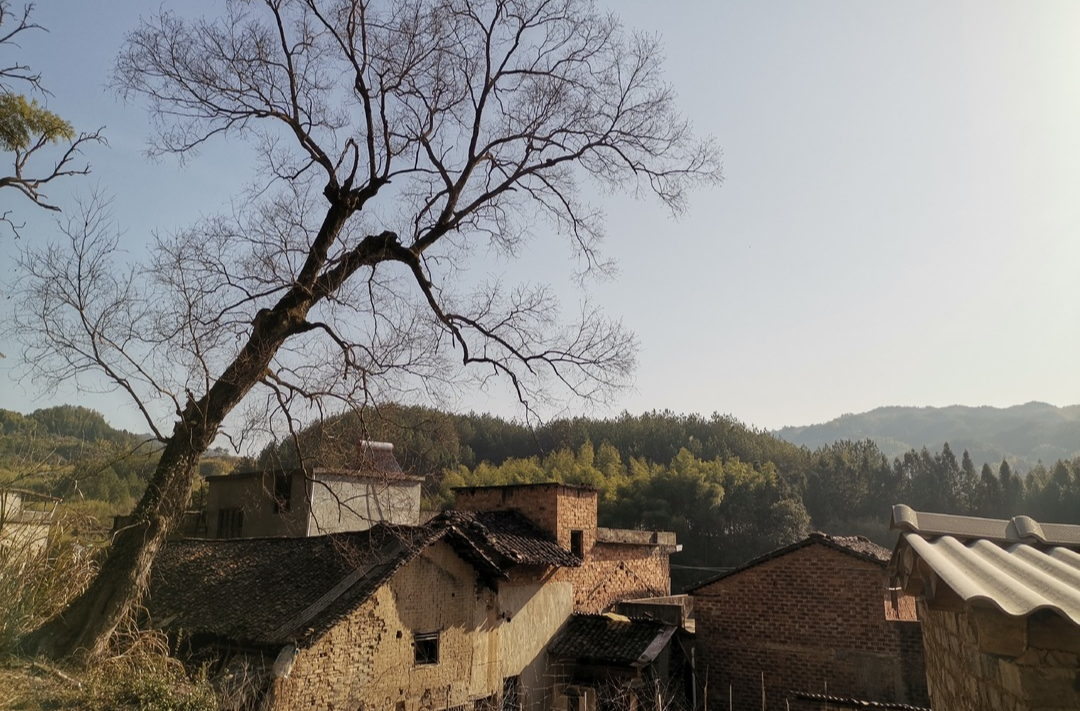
[26,203,377,660]
[27,414,215,659]
[27,321,291,659]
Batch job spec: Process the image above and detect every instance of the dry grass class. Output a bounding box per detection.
[0,513,218,711]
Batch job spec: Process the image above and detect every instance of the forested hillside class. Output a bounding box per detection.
[0,406,234,520]
[10,403,1080,591]
[254,404,1080,589]
[776,402,1080,470]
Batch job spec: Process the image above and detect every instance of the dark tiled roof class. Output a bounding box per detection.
[827,534,891,562]
[149,525,441,647]
[439,510,582,569]
[794,692,931,711]
[687,532,889,593]
[149,510,579,647]
[548,613,676,668]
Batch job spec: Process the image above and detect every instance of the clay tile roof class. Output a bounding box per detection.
[824,534,891,563]
[548,613,676,669]
[149,510,579,648]
[149,524,441,647]
[439,510,582,569]
[890,504,1080,625]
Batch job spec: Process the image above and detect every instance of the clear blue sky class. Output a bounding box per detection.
[2,0,1080,438]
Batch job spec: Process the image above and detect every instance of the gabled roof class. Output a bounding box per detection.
[149,509,579,647]
[548,613,676,669]
[149,524,439,647]
[889,504,1080,626]
[440,510,581,569]
[687,532,890,593]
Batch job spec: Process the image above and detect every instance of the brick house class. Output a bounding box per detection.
[889,504,1080,711]
[150,482,678,710]
[689,533,928,711]
[203,441,423,538]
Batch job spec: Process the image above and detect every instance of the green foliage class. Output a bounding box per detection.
[0,93,74,151]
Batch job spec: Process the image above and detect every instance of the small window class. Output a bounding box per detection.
[502,676,521,711]
[217,508,243,538]
[273,474,292,513]
[414,631,439,665]
[570,529,584,558]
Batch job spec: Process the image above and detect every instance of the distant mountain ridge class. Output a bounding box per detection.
[774,402,1080,473]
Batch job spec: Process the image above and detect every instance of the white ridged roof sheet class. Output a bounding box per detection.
[901,533,1080,624]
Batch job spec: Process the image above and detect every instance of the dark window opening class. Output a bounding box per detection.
[414,631,439,665]
[273,474,292,513]
[570,529,584,558]
[502,676,521,711]
[217,508,243,538]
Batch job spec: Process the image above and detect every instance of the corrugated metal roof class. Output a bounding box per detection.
[889,505,1080,625]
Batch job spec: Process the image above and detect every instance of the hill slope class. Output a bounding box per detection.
[775,402,1080,471]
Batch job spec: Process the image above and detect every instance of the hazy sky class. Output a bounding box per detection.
[2,0,1080,436]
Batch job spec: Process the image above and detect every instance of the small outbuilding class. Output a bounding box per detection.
[889,504,1080,711]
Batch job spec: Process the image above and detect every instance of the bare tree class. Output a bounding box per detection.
[16,0,721,659]
[0,2,103,228]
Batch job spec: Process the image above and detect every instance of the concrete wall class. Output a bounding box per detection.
[271,542,574,711]
[693,543,928,711]
[920,604,1080,711]
[206,471,420,538]
[307,475,420,534]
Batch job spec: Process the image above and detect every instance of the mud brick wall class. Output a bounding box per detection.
[269,541,574,711]
[919,604,1080,711]
[560,541,670,613]
[455,485,671,614]
[693,543,928,711]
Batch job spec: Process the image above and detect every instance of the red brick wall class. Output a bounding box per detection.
[693,543,928,711]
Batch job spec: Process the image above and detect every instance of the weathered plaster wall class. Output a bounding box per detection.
[271,542,573,711]
[920,604,1080,711]
[206,472,420,538]
[308,476,420,534]
[694,543,928,711]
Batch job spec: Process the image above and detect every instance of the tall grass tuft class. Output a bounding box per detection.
[0,510,99,656]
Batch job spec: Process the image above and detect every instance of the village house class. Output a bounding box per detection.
[889,504,1080,711]
[689,532,928,711]
[203,441,424,538]
[149,482,679,710]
